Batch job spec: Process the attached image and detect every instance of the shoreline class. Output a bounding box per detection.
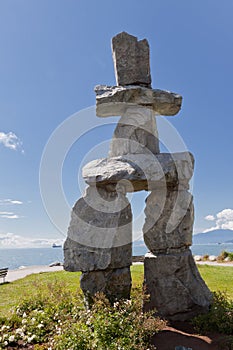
[7,265,64,282]
[5,260,233,283]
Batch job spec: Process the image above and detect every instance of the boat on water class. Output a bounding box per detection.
[52,243,62,248]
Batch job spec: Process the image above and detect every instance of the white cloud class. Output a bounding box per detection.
[0,199,23,205]
[204,215,215,221]
[204,208,233,232]
[0,214,21,219]
[0,131,23,152]
[0,232,64,248]
[216,208,233,221]
[0,199,24,219]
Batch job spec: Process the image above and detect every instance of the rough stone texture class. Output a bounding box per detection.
[64,238,132,272]
[82,152,194,192]
[80,267,131,303]
[143,190,194,253]
[64,186,132,272]
[64,31,212,318]
[109,106,160,156]
[112,32,151,87]
[95,85,182,117]
[143,250,212,321]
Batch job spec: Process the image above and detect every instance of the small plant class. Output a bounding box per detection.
[192,291,233,335]
[217,250,233,262]
[202,254,209,261]
[228,252,233,261]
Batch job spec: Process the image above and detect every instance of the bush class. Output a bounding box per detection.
[192,291,233,335]
[0,282,166,349]
[202,254,209,261]
[217,250,233,262]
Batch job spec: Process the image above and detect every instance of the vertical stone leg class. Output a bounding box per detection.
[63,186,132,303]
[109,106,160,157]
[80,267,131,304]
[143,189,212,321]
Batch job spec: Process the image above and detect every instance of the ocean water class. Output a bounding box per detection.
[0,243,233,270]
[133,242,233,257]
[0,248,64,270]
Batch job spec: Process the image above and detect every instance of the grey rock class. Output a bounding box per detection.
[49,261,63,267]
[82,152,194,192]
[112,32,151,87]
[109,106,160,156]
[143,190,194,253]
[80,267,131,303]
[64,237,132,272]
[63,186,132,272]
[95,85,182,117]
[143,250,212,321]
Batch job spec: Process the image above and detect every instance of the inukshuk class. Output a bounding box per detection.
[64,32,212,320]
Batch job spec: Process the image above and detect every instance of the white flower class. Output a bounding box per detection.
[8,335,15,342]
[37,323,44,329]
[31,317,36,324]
[4,341,8,346]
[22,319,27,324]
[113,301,119,308]
[27,334,36,343]
[15,328,24,337]
[22,312,27,318]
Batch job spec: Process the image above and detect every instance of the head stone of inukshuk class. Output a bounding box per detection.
[64,32,212,319]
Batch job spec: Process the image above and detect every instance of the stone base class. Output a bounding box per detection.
[80,267,131,304]
[143,249,212,321]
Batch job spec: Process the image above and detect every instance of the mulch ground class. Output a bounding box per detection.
[151,321,230,350]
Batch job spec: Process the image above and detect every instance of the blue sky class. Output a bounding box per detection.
[0,0,233,247]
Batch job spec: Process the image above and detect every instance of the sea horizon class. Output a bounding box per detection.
[0,243,233,270]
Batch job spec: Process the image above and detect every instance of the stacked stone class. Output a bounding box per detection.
[64,32,212,319]
[64,184,132,303]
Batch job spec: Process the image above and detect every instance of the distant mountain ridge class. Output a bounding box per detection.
[193,229,233,244]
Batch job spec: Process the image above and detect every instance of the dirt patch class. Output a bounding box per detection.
[151,322,230,350]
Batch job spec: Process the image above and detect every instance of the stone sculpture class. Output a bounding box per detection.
[64,31,212,320]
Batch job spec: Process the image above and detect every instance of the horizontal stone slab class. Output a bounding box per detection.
[82,152,194,192]
[95,85,182,117]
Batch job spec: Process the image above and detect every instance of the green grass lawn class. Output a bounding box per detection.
[0,264,232,318]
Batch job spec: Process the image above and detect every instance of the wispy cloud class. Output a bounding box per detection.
[0,213,22,219]
[0,233,64,248]
[0,199,23,205]
[0,131,23,152]
[0,199,24,219]
[204,215,215,221]
[204,208,233,232]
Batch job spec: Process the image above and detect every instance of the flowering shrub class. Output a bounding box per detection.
[192,291,233,335]
[0,282,166,349]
